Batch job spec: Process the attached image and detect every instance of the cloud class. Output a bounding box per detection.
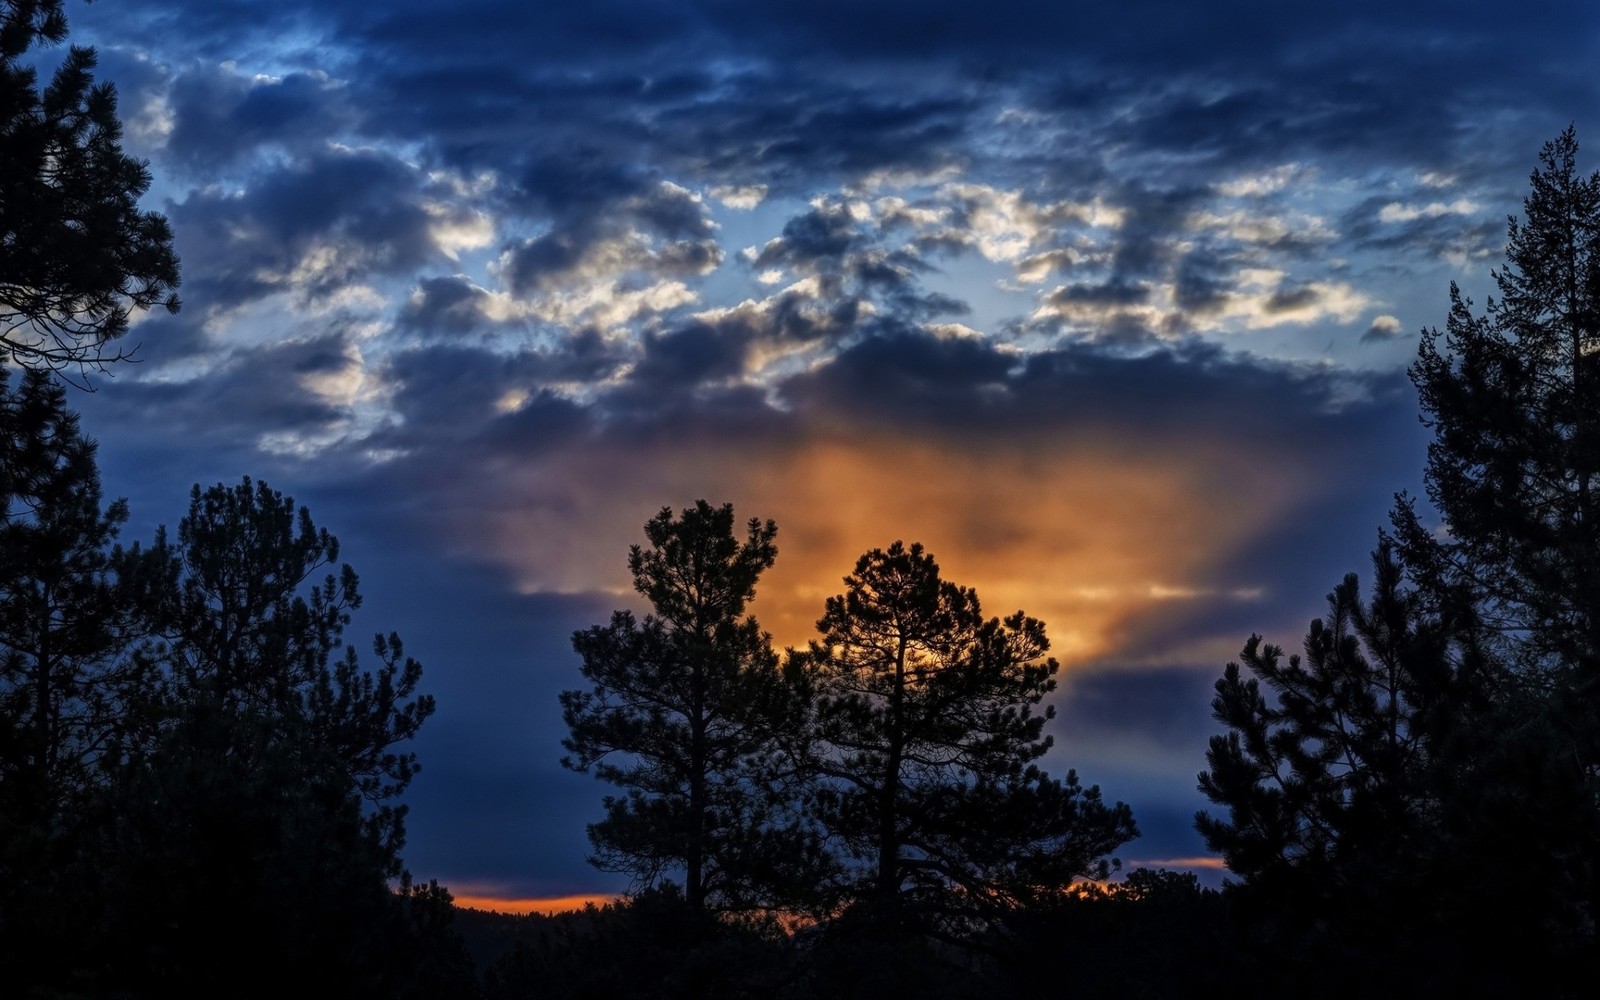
[363,336,1418,671]
[168,145,443,312]
[711,184,768,209]
[1362,314,1406,343]
[163,63,356,173]
[1378,198,1481,223]
[497,180,722,329]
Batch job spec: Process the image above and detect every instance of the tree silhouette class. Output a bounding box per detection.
[794,541,1136,922]
[1194,544,1588,993]
[0,368,163,992]
[1194,546,1496,967]
[1196,544,1472,889]
[562,501,813,910]
[1395,126,1600,679]
[1,0,180,373]
[1382,125,1600,987]
[0,370,141,812]
[150,478,434,870]
[1197,130,1600,995]
[83,479,441,994]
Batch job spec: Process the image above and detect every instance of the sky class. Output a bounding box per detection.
[37,0,1600,909]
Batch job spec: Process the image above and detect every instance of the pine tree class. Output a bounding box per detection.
[1386,124,1600,986]
[1195,543,1481,903]
[796,541,1136,920]
[561,501,813,911]
[1198,130,1600,994]
[86,479,440,994]
[0,369,146,817]
[1396,125,1600,678]
[0,368,162,992]
[1,0,180,372]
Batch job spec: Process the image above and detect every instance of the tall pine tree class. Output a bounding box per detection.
[1388,124,1600,986]
[562,501,813,911]
[795,541,1136,921]
[0,369,162,992]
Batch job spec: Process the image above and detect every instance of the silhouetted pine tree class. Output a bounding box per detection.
[86,480,455,996]
[793,541,1136,931]
[1388,124,1600,987]
[1199,130,1600,996]
[562,501,820,912]
[0,369,163,991]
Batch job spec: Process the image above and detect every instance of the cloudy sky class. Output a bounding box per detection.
[44,0,1598,908]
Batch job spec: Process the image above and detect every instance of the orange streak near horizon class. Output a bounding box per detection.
[453,892,620,915]
[1124,856,1229,871]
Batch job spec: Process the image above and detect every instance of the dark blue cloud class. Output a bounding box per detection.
[167,145,441,314]
[165,66,354,173]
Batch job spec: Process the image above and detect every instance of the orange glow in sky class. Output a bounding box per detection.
[452,892,620,916]
[456,419,1302,667]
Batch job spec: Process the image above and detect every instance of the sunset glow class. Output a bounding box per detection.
[452,893,621,917]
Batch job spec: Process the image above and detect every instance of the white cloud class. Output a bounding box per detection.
[425,203,495,261]
[711,184,768,209]
[1378,198,1480,223]
[1187,208,1335,245]
[1216,163,1306,197]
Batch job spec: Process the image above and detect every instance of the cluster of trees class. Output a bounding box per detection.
[2,5,470,993]
[0,370,467,995]
[560,503,1137,935]
[1195,127,1600,997]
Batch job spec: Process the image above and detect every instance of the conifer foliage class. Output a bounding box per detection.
[1397,126,1600,677]
[1198,130,1600,995]
[795,541,1136,916]
[562,501,807,911]
[1,0,181,371]
[1194,543,1488,955]
[0,380,452,994]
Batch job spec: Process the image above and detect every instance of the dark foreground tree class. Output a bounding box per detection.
[147,478,434,872]
[1390,126,1600,980]
[1196,544,1472,891]
[1196,543,1589,995]
[83,479,453,996]
[1,0,181,372]
[0,369,140,813]
[562,501,814,911]
[0,368,163,993]
[1396,125,1600,676]
[795,541,1136,924]
[1197,131,1600,996]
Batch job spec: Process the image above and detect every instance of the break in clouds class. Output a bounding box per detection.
[59,0,1600,895]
